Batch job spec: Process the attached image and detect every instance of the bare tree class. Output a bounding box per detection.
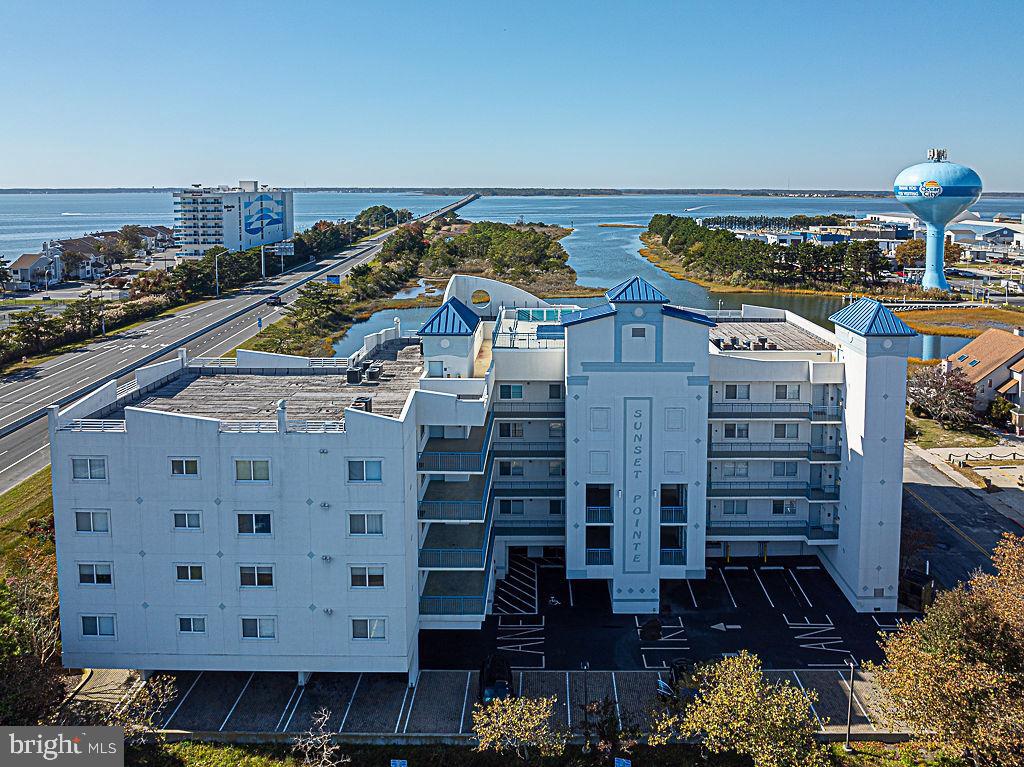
[54,672,177,747]
[291,708,350,767]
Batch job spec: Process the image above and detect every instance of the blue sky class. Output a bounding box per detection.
[1,0,1021,190]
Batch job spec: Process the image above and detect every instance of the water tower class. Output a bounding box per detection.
[893,149,982,292]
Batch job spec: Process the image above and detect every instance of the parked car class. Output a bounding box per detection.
[479,654,515,704]
[655,657,698,702]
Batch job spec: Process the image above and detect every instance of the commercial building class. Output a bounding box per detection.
[173,181,294,258]
[51,275,912,682]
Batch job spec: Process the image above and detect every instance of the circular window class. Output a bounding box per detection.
[440,338,451,349]
[471,289,490,306]
[882,339,893,350]
[633,307,645,318]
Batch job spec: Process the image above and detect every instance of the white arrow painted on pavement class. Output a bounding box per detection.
[711,623,742,631]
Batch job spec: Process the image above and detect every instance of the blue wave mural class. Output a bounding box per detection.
[243,195,284,236]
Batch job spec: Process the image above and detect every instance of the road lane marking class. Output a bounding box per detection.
[905,486,990,557]
[0,444,49,475]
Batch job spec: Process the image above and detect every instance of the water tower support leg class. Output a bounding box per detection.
[922,223,951,292]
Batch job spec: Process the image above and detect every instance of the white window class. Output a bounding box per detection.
[348,460,382,482]
[81,615,115,638]
[774,423,799,440]
[350,565,385,589]
[173,511,201,531]
[548,384,563,400]
[239,565,274,587]
[724,423,749,439]
[170,457,199,477]
[178,616,206,634]
[499,422,524,439]
[234,459,270,482]
[499,499,524,516]
[723,500,748,515]
[349,512,384,536]
[241,616,276,639]
[75,510,109,534]
[548,422,564,439]
[775,384,800,401]
[548,460,565,477]
[724,384,750,400]
[499,384,523,400]
[351,617,386,640]
[237,512,272,535]
[773,499,798,515]
[722,461,749,478]
[499,460,524,477]
[71,457,106,480]
[773,461,798,477]
[175,564,204,582]
[78,562,112,586]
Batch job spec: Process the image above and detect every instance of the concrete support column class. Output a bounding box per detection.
[297,671,312,687]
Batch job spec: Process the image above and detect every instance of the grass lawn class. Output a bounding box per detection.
[906,414,1000,449]
[0,466,52,560]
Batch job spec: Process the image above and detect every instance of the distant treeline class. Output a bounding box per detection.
[697,214,852,230]
[647,214,887,289]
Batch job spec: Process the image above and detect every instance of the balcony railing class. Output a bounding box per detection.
[708,481,840,500]
[418,548,486,569]
[660,506,688,523]
[811,405,842,421]
[492,479,566,495]
[707,520,839,541]
[710,441,809,456]
[492,441,566,457]
[491,401,565,417]
[660,548,687,566]
[417,499,485,521]
[586,548,613,566]
[419,595,486,615]
[586,505,613,523]
[418,452,485,472]
[709,402,810,418]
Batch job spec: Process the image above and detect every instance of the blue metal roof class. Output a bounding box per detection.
[828,298,916,337]
[605,276,668,303]
[661,305,717,327]
[417,296,481,336]
[561,304,616,327]
[536,324,565,339]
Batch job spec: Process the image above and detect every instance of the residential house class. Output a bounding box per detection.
[947,327,1024,411]
[8,252,63,290]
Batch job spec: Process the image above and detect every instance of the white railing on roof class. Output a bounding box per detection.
[218,420,277,433]
[286,419,346,433]
[115,381,139,398]
[190,357,237,367]
[308,358,348,368]
[61,419,127,432]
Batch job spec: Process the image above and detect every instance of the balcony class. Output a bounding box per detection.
[709,442,842,462]
[492,479,566,497]
[586,548,613,566]
[491,400,565,418]
[809,444,842,462]
[660,506,688,523]
[419,522,489,569]
[660,548,687,566]
[418,475,487,521]
[419,571,488,616]
[810,405,842,422]
[418,422,492,472]
[706,520,839,542]
[708,482,840,500]
[709,402,810,419]
[492,440,566,458]
[586,506,613,523]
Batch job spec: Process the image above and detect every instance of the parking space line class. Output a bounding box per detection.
[395,684,411,734]
[788,568,813,607]
[791,671,824,730]
[219,672,254,731]
[796,565,821,570]
[718,568,738,608]
[458,672,472,735]
[723,565,748,571]
[281,685,305,732]
[753,569,776,608]
[400,674,420,734]
[611,673,622,725]
[338,673,362,733]
[872,615,900,632]
[565,673,572,729]
[276,685,298,732]
[760,565,784,570]
[837,670,875,730]
[686,580,698,609]
[568,580,574,607]
[163,671,203,728]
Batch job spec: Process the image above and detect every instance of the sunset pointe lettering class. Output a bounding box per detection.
[623,399,652,573]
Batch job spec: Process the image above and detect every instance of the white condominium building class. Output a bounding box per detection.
[173,180,294,258]
[51,275,913,682]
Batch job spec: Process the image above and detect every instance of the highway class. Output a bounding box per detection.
[0,195,477,494]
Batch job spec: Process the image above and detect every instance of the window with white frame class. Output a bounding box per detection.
[499,460,524,477]
[723,500,748,515]
[499,499,524,516]
[175,564,204,582]
[71,457,107,480]
[351,617,386,640]
[724,423,749,439]
[237,512,272,535]
[499,384,523,400]
[772,499,798,515]
[350,565,385,589]
[775,384,800,401]
[348,512,384,536]
[178,616,206,634]
[239,565,274,587]
[774,423,799,440]
[81,615,115,637]
[241,616,276,639]
[548,460,565,477]
[173,511,201,531]
[499,422,524,439]
[347,460,382,482]
[170,457,199,477]
[75,510,109,534]
[722,461,749,478]
[773,461,798,477]
[234,459,270,482]
[78,562,112,586]
[724,384,750,400]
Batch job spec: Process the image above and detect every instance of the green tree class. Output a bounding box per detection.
[285,282,347,328]
[61,296,103,338]
[894,238,926,269]
[473,695,568,763]
[11,307,62,353]
[945,239,965,266]
[118,224,144,253]
[988,396,1014,426]
[0,258,10,296]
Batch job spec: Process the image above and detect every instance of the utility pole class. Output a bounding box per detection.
[260,245,266,278]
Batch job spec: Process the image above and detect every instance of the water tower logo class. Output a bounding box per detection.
[919,180,943,198]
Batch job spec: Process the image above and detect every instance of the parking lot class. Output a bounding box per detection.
[157,667,885,736]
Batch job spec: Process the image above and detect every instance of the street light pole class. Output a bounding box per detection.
[214,251,220,298]
[843,658,855,752]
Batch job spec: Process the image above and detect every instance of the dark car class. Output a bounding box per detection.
[479,654,515,703]
[266,295,284,306]
[656,657,698,702]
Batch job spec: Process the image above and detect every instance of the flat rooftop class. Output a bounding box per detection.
[121,342,423,422]
[710,319,834,352]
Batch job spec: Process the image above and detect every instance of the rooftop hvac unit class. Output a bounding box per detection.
[365,364,383,382]
[352,396,373,413]
[346,367,362,384]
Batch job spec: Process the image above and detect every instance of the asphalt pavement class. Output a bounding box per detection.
[0,196,475,494]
